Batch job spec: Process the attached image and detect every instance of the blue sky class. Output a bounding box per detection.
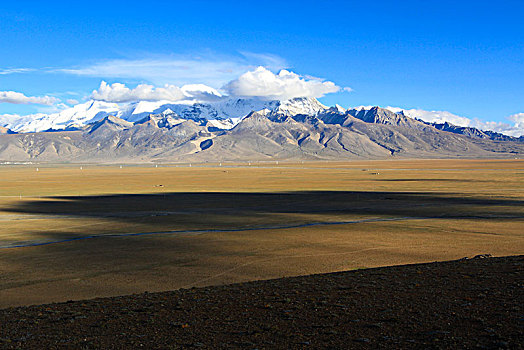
[0,0,523,126]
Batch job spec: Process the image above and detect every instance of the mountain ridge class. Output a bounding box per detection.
[0,101,522,162]
[1,97,522,141]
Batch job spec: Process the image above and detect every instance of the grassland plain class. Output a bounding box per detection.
[0,159,522,307]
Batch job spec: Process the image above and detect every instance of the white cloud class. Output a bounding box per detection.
[508,113,524,128]
[0,68,35,75]
[89,64,346,103]
[36,102,73,114]
[238,52,288,71]
[180,84,223,102]
[223,66,342,100]
[0,91,59,105]
[91,81,187,103]
[66,99,79,105]
[470,114,524,137]
[387,107,472,126]
[57,53,288,87]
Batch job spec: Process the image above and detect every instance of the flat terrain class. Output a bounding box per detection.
[0,159,523,307]
[0,255,522,349]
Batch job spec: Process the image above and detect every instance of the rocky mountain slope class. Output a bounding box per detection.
[0,99,522,162]
[423,121,524,142]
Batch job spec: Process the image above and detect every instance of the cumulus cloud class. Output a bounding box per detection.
[91,81,186,103]
[57,53,288,87]
[0,91,59,105]
[508,113,524,128]
[223,67,342,100]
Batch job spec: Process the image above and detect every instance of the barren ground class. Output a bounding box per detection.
[0,255,522,349]
[0,159,522,308]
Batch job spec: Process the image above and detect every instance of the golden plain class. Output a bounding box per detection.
[0,159,522,308]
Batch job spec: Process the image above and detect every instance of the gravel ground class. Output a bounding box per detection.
[0,255,522,349]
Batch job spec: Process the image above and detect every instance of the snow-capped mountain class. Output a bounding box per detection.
[0,101,522,163]
[0,97,328,133]
[1,97,522,139]
[1,100,120,133]
[270,97,327,117]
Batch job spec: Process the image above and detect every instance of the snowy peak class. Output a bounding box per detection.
[122,98,277,125]
[161,108,175,116]
[207,98,279,119]
[115,100,180,122]
[6,100,120,133]
[272,97,327,117]
[330,104,346,113]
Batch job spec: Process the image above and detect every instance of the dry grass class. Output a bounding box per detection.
[0,159,522,307]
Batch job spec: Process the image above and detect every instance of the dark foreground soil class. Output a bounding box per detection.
[0,255,522,349]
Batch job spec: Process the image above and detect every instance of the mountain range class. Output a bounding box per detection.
[0,97,522,162]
